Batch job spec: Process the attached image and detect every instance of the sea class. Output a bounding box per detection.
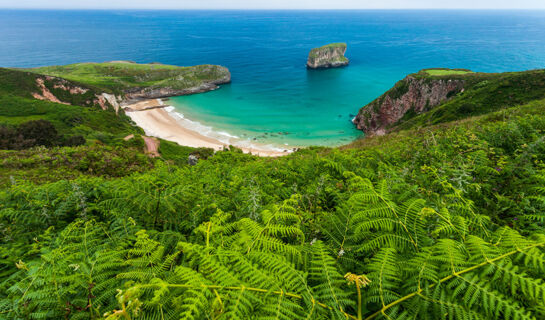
[1,10,545,149]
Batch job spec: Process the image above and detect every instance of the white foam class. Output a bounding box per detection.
[162,105,294,153]
[217,131,240,139]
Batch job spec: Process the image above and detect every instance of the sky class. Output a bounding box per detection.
[1,0,545,9]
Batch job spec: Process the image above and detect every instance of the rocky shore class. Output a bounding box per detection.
[121,67,231,104]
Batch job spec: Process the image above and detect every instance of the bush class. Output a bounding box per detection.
[16,119,59,147]
[1,120,87,150]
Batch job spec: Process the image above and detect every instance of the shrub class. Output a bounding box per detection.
[16,119,59,147]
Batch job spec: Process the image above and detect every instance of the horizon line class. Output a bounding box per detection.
[1,8,545,11]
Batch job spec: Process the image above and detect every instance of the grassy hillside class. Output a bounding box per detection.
[26,62,231,95]
[0,67,114,107]
[1,65,545,319]
[0,68,139,141]
[397,68,545,129]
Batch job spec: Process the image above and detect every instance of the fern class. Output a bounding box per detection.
[364,229,545,319]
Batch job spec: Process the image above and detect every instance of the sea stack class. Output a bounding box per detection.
[306,43,349,69]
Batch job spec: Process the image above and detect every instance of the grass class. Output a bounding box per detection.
[24,62,230,94]
[320,43,347,48]
[309,43,348,59]
[424,69,474,76]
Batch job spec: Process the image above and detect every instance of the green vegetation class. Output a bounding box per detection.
[2,75,545,319]
[0,144,153,186]
[424,68,474,76]
[320,42,347,49]
[2,64,545,319]
[396,69,545,130]
[309,43,347,59]
[0,119,86,151]
[26,62,230,95]
[0,68,138,138]
[158,139,215,166]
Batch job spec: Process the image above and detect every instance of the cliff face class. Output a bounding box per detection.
[307,43,349,69]
[353,75,465,135]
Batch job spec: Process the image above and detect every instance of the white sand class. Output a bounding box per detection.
[124,99,291,157]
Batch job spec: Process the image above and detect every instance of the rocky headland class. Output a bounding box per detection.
[307,43,349,69]
[120,64,231,103]
[25,62,231,109]
[353,69,468,135]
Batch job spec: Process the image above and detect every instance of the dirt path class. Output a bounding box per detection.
[142,136,160,157]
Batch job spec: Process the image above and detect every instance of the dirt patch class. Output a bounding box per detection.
[32,78,69,105]
[142,136,160,157]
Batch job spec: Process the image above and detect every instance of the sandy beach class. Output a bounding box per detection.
[124,99,291,157]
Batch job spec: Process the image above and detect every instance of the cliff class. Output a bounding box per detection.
[354,68,545,135]
[353,70,466,135]
[31,75,122,112]
[307,43,349,69]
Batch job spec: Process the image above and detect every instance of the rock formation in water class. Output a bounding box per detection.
[306,43,349,69]
[353,72,466,135]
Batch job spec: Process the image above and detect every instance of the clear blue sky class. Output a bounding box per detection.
[2,0,545,9]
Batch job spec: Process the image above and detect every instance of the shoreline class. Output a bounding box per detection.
[124,99,293,157]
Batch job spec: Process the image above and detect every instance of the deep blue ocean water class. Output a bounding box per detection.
[1,10,545,148]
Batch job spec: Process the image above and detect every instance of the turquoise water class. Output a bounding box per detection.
[1,10,545,148]
[168,67,369,148]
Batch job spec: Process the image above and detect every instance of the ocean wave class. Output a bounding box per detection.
[217,131,240,139]
[162,105,292,153]
[163,106,177,113]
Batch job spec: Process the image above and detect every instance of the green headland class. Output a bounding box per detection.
[26,61,231,95]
